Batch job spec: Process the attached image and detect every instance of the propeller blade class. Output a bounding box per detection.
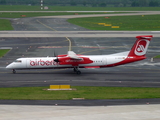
[53,50,57,57]
[54,58,59,62]
[53,50,59,62]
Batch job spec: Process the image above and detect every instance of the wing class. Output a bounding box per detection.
[67,51,82,60]
[56,51,93,65]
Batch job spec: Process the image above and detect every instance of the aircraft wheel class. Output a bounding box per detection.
[12,69,16,74]
[76,71,81,75]
[73,68,76,72]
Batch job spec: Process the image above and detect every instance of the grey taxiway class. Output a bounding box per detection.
[0,11,160,120]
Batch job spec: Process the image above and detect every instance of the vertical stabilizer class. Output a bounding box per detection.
[128,35,153,57]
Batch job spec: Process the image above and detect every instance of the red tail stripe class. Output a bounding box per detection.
[128,35,153,57]
[136,35,153,41]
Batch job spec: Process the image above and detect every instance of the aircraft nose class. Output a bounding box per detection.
[6,63,14,69]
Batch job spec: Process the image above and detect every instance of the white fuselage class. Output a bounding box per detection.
[6,51,129,70]
[5,35,153,74]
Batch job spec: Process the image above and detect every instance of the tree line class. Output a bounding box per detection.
[0,0,159,7]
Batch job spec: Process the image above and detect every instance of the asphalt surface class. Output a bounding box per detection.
[0,99,160,106]
[11,17,88,31]
[0,12,160,106]
[1,37,160,88]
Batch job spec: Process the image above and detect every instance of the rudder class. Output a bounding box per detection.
[128,35,153,57]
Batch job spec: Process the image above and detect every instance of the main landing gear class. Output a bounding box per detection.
[12,69,16,74]
[73,67,81,75]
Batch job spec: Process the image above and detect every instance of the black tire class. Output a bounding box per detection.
[73,68,76,72]
[13,69,16,74]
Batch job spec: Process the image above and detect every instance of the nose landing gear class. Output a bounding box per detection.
[73,67,81,75]
[12,69,16,74]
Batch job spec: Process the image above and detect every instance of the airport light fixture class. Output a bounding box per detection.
[41,0,43,9]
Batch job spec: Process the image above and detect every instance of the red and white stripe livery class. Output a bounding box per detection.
[6,35,153,74]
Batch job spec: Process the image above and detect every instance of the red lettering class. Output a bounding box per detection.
[30,59,59,66]
[53,60,58,65]
[40,59,45,66]
[46,61,50,66]
[30,61,36,66]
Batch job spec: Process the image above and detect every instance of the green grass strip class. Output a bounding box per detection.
[67,15,160,31]
[0,19,13,30]
[153,55,160,58]
[0,5,160,11]
[0,86,160,100]
[0,49,10,57]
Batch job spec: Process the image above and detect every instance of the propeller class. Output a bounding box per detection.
[54,58,59,62]
[53,51,56,57]
[53,50,59,62]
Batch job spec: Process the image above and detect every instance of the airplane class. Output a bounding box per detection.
[6,35,153,74]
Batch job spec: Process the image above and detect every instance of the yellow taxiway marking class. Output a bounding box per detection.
[66,37,72,51]
[36,19,72,51]
[36,20,57,31]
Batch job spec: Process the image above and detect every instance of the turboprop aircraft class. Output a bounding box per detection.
[6,35,153,74]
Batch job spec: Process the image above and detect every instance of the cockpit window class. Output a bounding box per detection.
[14,60,22,63]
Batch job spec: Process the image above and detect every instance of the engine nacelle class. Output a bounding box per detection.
[58,57,93,66]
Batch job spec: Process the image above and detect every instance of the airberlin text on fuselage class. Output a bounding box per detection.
[30,59,58,66]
